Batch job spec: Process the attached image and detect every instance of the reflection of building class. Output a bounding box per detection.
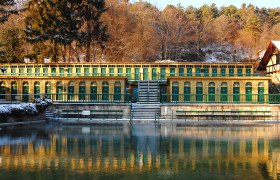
[0,126,279,179]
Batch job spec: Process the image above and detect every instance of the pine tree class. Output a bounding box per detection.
[25,0,81,62]
[78,0,109,62]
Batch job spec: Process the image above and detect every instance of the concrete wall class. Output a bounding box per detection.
[48,103,131,119]
[161,104,280,120]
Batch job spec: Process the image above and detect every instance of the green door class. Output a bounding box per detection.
[79,86,86,100]
[152,68,157,80]
[126,68,131,80]
[258,87,264,103]
[221,69,226,76]
[238,69,243,76]
[208,87,215,102]
[187,68,192,76]
[184,87,190,102]
[43,68,48,76]
[102,86,109,100]
[51,68,56,76]
[246,69,251,76]
[76,68,81,76]
[195,68,201,76]
[109,68,114,76]
[196,87,203,102]
[118,68,123,77]
[212,69,217,77]
[172,86,179,102]
[143,68,148,80]
[90,86,97,101]
[246,87,252,102]
[233,87,240,102]
[56,86,63,101]
[93,68,98,76]
[11,68,16,75]
[27,68,32,76]
[221,87,228,102]
[35,68,40,76]
[135,68,140,80]
[229,68,234,76]
[59,68,65,76]
[160,68,166,80]
[0,85,5,99]
[101,68,106,76]
[179,68,184,76]
[84,68,89,76]
[23,85,29,102]
[114,86,121,101]
[67,68,73,76]
[170,68,175,77]
[34,85,40,99]
[68,86,74,101]
[45,86,51,98]
[204,68,209,77]
[19,68,24,76]
[11,84,17,101]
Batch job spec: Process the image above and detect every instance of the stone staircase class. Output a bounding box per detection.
[138,80,159,103]
[131,80,161,120]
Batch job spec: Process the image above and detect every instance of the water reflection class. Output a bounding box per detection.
[0,124,279,179]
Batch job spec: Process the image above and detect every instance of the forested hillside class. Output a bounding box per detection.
[0,0,280,63]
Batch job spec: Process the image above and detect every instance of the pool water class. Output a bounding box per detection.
[0,123,279,180]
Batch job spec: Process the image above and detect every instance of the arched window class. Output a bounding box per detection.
[233,82,240,87]
[246,82,252,87]
[184,81,190,87]
[208,82,215,87]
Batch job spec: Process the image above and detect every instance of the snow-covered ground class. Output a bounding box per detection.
[202,43,250,62]
[0,98,51,117]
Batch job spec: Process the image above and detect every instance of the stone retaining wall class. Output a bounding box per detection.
[48,103,131,119]
[160,104,280,120]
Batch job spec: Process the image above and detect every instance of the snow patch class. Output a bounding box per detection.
[0,98,52,117]
[202,43,250,62]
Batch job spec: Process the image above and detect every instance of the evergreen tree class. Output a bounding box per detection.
[25,0,82,62]
[78,0,109,62]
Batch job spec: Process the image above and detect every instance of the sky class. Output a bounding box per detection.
[143,0,280,9]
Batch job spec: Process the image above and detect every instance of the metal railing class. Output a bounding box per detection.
[0,93,132,103]
[0,72,268,80]
[161,94,280,104]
